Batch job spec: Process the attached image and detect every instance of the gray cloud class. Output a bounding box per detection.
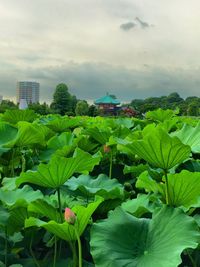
[0,0,200,103]
[120,22,136,31]
[1,61,200,103]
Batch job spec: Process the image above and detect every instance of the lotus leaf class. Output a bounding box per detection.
[66,174,124,199]
[90,206,199,267]
[17,148,101,188]
[171,122,200,153]
[118,127,191,170]
[25,197,103,241]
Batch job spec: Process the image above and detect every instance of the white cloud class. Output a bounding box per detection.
[0,0,200,102]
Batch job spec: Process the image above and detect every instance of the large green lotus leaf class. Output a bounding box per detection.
[28,199,60,222]
[178,159,200,172]
[121,194,156,217]
[39,132,77,161]
[73,149,101,174]
[118,127,191,170]
[171,122,200,153]
[17,148,101,188]
[25,197,103,241]
[136,171,165,196]
[77,136,98,153]
[1,177,18,190]
[48,132,75,148]
[84,127,112,145]
[115,118,135,129]
[66,174,124,199]
[5,122,46,148]
[0,185,43,208]
[145,108,177,122]
[167,170,200,209]
[0,122,18,155]
[90,206,199,267]
[33,123,54,141]
[0,206,10,227]
[46,117,81,133]
[123,164,149,176]
[7,207,27,235]
[158,117,179,132]
[2,109,37,124]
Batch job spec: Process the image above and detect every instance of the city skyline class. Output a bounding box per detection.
[1,0,200,103]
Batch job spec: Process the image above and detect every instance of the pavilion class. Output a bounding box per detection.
[94,94,121,115]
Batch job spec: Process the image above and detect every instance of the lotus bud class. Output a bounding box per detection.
[103,144,111,153]
[64,208,76,225]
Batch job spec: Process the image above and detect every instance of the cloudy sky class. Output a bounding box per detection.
[1,0,200,103]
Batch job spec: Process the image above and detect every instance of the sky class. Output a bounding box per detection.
[1,0,200,103]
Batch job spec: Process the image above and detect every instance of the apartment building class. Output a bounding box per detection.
[16,81,40,104]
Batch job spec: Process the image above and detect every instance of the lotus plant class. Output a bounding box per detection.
[64,208,82,267]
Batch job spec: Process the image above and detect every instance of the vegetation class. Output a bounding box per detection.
[1,86,200,118]
[0,108,200,266]
[130,92,200,116]
[50,83,78,115]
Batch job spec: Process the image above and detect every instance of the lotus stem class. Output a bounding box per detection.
[21,153,26,172]
[53,236,57,267]
[109,150,113,179]
[57,188,63,222]
[69,242,77,267]
[187,249,197,267]
[74,227,82,267]
[29,233,41,267]
[5,227,7,267]
[164,170,170,205]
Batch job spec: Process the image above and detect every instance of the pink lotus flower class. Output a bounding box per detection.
[64,208,76,225]
[103,144,111,153]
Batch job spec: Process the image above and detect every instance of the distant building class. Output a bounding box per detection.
[0,95,2,104]
[16,81,40,104]
[94,94,120,115]
[19,99,28,110]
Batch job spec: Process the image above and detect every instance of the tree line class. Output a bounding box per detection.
[0,85,199,116]
[129,92,200,116]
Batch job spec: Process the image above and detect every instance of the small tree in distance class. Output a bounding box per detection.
[51,83,74,115]
[75,100,89,116]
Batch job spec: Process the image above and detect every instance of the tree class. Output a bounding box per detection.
[29,102,52,115]
[88,105,99,117]
[187,102,199,116]
[51,83,71,115]
[0,100,17,113]
[75,100,89,116]
[167,92,183,104]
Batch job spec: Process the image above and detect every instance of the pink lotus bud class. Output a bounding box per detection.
[103,145,111,153]
[64,208,76,225]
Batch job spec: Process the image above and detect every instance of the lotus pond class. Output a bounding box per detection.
[0,108,200,267]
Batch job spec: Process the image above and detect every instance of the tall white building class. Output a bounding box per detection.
[16,81,40,104]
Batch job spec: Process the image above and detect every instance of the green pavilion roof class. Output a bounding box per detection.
[94,95,120,105]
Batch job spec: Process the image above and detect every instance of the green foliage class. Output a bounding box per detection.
[0,111,200,266]
[129,92,200,116]
[171,122,200,153]
[25,197,103,241]
[2,109,37,124]
[66,174,124,199]
[145,108,177,122]
[51,83,77,115]
[118,127,191,170]
[17,148,101,188]
[75,100,89,116]
[90,206,199,267]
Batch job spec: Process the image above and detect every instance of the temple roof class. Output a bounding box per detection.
[94,95,120,105]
